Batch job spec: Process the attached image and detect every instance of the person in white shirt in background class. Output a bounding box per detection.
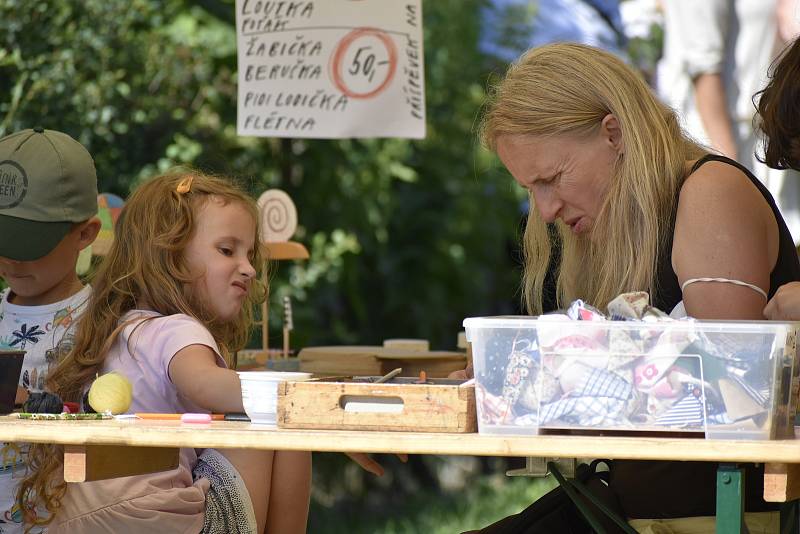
[659,0,800,244]
[480,0,628,63]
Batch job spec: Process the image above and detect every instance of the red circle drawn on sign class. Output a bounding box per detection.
[329,27,398,99]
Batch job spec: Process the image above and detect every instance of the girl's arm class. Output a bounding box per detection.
[672,160,778,320]
[170,343,406,478]
[169,344,244,413]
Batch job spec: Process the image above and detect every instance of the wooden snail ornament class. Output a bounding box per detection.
[257,189,297,243]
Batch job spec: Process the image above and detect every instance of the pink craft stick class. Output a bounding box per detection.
[180,413,213,424]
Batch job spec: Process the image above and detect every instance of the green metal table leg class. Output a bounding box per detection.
[716,463,745,534]
[548,462,608,534]
[571,475,638,534]
[780,500,799,534]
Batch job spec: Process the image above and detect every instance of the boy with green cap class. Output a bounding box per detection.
[0,127,100,530]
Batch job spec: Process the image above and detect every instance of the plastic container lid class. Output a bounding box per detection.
[463,316,800,341]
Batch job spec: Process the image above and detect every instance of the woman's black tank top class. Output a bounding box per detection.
[653,154,800,311]
[613,154,800,518]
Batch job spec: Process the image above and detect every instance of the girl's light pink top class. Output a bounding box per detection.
[49,311,226,534]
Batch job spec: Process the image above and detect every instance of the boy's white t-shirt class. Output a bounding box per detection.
[0,285,91,532]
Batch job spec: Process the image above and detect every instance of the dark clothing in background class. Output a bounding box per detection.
[613,154,800,518]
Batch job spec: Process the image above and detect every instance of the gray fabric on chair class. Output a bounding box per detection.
[193,448,257,534]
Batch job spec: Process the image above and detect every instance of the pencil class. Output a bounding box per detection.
[134,413,225,421]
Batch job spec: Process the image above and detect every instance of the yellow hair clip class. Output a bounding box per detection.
[176,176,194,194]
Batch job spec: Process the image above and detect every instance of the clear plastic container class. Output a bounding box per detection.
[238,371,312,425]
[464,316,800,440]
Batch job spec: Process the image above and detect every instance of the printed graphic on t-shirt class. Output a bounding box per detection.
[0,443,25,531]
[9,324,45,350]
[0,501,24,530]
[0,445,22,475]
[0,303,81,393]
[0,288,87,534]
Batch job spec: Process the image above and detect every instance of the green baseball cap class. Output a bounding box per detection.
[0,127,98,261]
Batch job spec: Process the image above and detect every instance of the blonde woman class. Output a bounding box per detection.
[478,43,799,530]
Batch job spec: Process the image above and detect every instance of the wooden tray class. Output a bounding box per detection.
[297,346,466,378]
[277,378,476,433]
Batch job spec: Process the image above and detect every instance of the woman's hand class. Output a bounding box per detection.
[764,282,800,320]
[345,452,408,476]
[448,360,473,380]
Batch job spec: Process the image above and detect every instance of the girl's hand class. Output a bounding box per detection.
[764,282,800,320]
[345,452,408,476]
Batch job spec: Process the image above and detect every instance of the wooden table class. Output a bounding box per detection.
[1,417,797,461]
[4,417,798,533]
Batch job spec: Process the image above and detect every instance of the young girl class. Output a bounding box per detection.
[19,171,311,533]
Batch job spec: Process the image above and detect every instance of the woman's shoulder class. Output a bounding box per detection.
[680,157,765,206]
[672,155,779,318]
[677,157,775,230]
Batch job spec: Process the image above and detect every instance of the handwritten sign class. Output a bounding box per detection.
[236,0,425,139]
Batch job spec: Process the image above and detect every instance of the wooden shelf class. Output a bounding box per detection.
[257,240,309,354]
[93,237,310,261]
[260,241,309,261]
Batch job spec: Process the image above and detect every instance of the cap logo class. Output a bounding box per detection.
[0,160,28,209]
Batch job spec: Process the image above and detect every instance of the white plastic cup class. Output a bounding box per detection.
[237,371,312,425]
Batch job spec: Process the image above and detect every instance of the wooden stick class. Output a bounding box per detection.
[375,368,403,383]
[262,269,270,359]
[282,296,293,360]
[134,413,224,421]
[11,412,111,420]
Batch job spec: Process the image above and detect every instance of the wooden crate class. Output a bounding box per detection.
[277,378,476,433]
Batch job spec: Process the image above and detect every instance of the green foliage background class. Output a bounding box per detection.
[0,1,663,531]
[0,0,525,352]
[0,1,528,530]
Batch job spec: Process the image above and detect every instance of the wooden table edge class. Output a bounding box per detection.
[2,418,799,463]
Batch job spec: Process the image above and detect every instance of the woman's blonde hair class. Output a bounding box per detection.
[480,43,706,314]
[19,170,263,528]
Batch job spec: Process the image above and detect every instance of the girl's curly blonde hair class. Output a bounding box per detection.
[19,170,263,528]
